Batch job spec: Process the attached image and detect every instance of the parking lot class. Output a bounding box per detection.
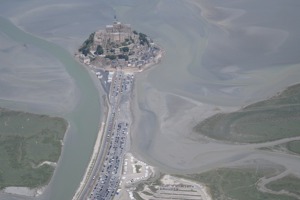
[88,71,135,200]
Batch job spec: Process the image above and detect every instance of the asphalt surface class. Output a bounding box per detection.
[76,70,133,200]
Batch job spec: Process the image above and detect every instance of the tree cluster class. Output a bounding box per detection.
[95,45,104,55]
[121,46,129,52]
[105,55,116,60]
[138,32,149,46]
[79,32,95,56]
[117,54,129,61]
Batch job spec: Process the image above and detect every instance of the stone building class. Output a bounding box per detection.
[93,20,132,48]
[105,21,132,43]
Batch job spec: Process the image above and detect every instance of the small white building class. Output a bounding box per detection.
[108,72,114,83]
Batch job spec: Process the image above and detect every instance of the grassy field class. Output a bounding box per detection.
[286,140,300,154]
[182,167,298,200]
[260,140,300,156]
[0,108,67,189]
[135,165,142,173]
[266,175,300,196]
[195,84,300,143]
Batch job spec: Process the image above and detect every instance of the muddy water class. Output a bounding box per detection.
[125,0,300,176]
[0,17,102,200]
[1,0,300,199]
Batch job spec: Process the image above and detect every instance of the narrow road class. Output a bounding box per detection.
[75,70,129,200]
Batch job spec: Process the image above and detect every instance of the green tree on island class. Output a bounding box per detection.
[105,55,117,60]
[139,32,149,46]
[117,54,129,61]
[121,47,129,52]
[95,45,104,55]
[79,32,95,56]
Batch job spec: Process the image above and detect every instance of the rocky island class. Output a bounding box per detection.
[74,19,210,200]
[76,17,162,71]
[73,19,164,200]
[73,18,211,200]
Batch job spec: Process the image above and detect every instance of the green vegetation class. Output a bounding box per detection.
[133,192,144,200]
[134,182,146,192]
[135,165,142,173]
[258,140,300,156]
[130,37,134,43]
[121,39,132,46]
[79,32,95,56]
[117,54,128,61]
[182,168,297,200]
[139,32,149,46]
[266,175,300,196]
[134,174,163,194]
[142,191,153,196]
[195,84,300,143]
[245,84,300,109]
[121,46,129,52]
[0,108,68,189]
[108,41,120,48]
[286,140,300,154]
[105,55,116,60]
[95,45,104,55]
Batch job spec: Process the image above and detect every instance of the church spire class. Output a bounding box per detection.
[114,14,118,24]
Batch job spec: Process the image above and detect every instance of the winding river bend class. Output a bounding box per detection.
[1,0,300,199]
[0,17,103,200]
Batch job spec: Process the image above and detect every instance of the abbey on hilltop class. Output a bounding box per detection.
[98,16,132,44]
[77,16,162,70]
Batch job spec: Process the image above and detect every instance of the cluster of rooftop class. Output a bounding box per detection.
[77,18,161,70]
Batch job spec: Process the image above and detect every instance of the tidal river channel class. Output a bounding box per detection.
[0,17,103,200]
[1,0,300,199]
